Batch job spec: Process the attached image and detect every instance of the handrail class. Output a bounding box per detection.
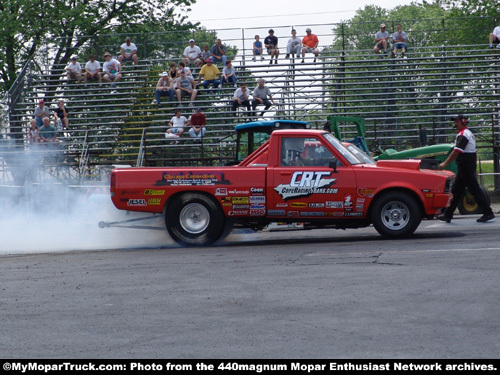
[137,127,147,167]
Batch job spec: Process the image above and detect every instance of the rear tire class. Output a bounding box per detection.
[371,191,421,237]
[166,193,225,246]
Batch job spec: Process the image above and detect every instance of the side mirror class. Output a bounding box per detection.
[329,160,338,173]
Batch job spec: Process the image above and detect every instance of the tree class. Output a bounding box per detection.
[0,0,197,96]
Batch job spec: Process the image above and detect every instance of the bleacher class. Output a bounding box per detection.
[1,29,500,186]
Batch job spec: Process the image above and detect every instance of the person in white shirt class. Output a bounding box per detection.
[118,37,138,65]
[166,109,189,137]
[84,54,102,86]
[489,19,500,49]
[286,29,302,59]
[182,39,203,67]
[102,52,122,87]
[66,56,82,84]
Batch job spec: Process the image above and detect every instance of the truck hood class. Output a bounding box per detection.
[376,159,421,170]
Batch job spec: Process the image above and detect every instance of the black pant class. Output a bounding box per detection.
[251,98,272,116]
[232,99,250,113]
[444,160,492,218]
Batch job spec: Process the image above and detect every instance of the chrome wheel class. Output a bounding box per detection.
[379,200,410,230]
[179,203,210,234]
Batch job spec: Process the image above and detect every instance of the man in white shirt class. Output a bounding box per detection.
[84,54,102,86]
[489,19,500,49]
[102,52,122,87]
[231,84,251,116]
[166,109,189,138]
[182,39,203,67]
[286,29,302,59]
[66,56,82,84]
[118,37,138,65]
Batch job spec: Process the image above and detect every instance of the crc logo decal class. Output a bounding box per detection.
[144,189,165,195]
[127,199,147,206]
[274,171,337,200]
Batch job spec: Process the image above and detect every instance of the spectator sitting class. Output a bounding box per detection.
[65,56,82,84]
[168,62,180,81]
[373,23,389,56]
[391,24,407,58]
[176,69,198,106]
[166,109,189,138]
[183,39,203,67]
[253,35,264,62]
[155,72,175,108]
[102,52,122,87]
[286,29,301,59]
[118,37,138,65]
[210,38,227,66]
[189,108,206,142]
[34,99,50,128]
[221,60,237,87]
[264,29,279,65]
[178,62,194,79]
[301,28,319,63]
[489,19,500,49]
[200,44,211,65]
[39,117,59,143]
[231,84,251,116]
[198,58,221,91]
[54,100,69,133]
[84,54,102,87]
[28,119,39,144]
[251,79,276,118]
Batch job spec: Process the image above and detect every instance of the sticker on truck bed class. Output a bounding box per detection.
[155,171,231,186]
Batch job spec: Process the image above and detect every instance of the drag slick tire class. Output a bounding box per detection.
[166,193,225,246]
[371,191,421,237]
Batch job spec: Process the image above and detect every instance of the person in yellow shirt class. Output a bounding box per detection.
[198,58,221,90]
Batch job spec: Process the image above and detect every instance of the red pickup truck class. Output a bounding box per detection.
[110,129,453,246]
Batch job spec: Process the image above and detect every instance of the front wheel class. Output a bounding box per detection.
[166,193,225,246]
[371,191,421,238]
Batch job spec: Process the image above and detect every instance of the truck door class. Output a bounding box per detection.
[269,136,359,218]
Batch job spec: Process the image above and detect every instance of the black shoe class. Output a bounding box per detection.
[391,52,395,58]
[437,214,451,223]
[285,54,290,59]
[477,212,495,222]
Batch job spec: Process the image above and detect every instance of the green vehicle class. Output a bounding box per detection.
[328,116,490,215]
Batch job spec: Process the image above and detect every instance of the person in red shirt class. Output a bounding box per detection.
[301,28,319,63]
[189,108,206,142]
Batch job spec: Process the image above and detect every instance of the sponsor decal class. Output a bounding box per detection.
[250,209,266,216]
[121,190,140,195]
[356,198,365,203]
[288,211,300,217]
[250,204,266,210]
[148,198,162,206]
[276,203,288,207]
[215,188,228,196]
[268,209,285,216]
[357,187,375,197]
[309,203,325,208]
[250,196,266,204]
[233,205,249,209]
[344,194,353,208]
[250,187,264,195]
[232,197,249,204]
[345,212,363,217]
[274,171,337,200]
[229,189,249,195]
[155,171,230,186]
[222,202,232,207]
[144,189,165,196]
[228,210,248,216]
[127,199,147,206]
[300,212,325,217]
[290,202,307,208]
[326,201,343,208]
[356,203,364,211]
[221,197,232,203]
[332,212,345,216]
